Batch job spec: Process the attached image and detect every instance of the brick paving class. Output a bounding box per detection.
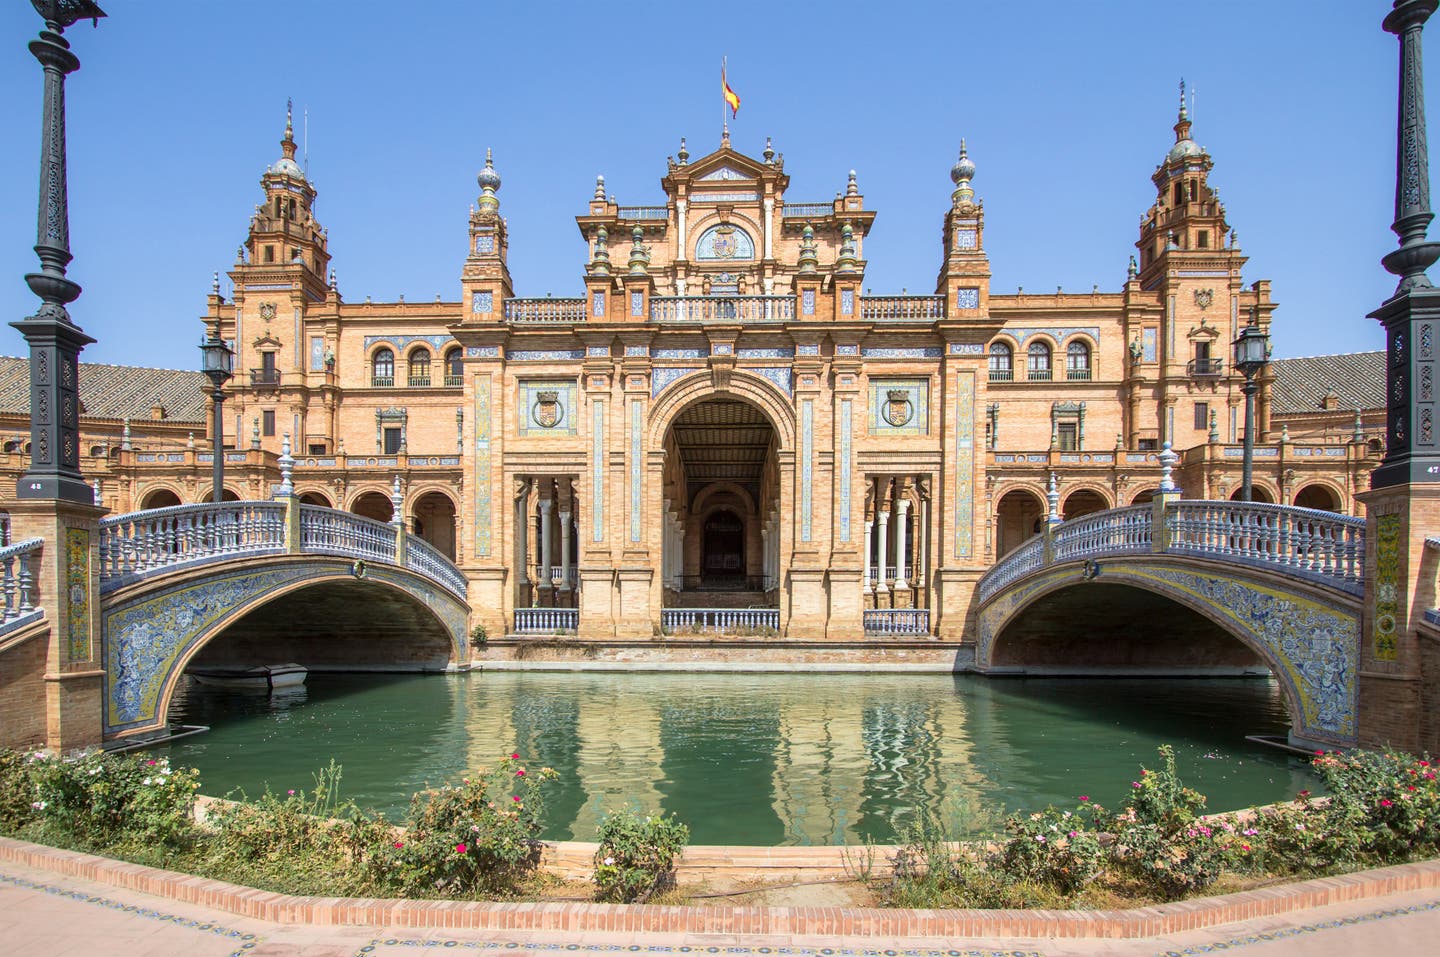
[1,838,1438,956]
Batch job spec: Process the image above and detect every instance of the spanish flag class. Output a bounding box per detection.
[722,59,740,118]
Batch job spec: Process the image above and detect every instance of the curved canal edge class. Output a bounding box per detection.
[3,834,1439,940]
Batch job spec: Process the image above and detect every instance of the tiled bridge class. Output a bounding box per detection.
[974,498,1366,749]
[85,500,469,740]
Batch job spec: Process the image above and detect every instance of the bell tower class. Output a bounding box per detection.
[460,149,514,322]
[241,101,329,297]
[937,140,990,318]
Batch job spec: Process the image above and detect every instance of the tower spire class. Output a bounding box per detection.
[1174,78,1192,143]
[281,98,297,161]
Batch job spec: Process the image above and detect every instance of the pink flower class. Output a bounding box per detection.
[513,796,521,802]
[393,841,403,849]
[1078,796,1089,802]
[511,753,520,760]
[1241,844,1251,852]
[516,769,526,777]
[456,842,468,854]
[1298,790,1311,798]
[1314,750,1325,756]
[1131,781,1141,789]
[147,760,157,766]
[1381,799,1394,807]
[287,789,295,796]
[1420,760,1431,767]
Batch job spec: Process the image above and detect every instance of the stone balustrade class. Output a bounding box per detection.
[781,202,834,219]
[513,607,578,634]
[503,297,587,323]
[977,499,1367,606]
[859,295,946,321]
[649,295,794,322]
[661,607,779,634]
[0,537,43,636]
[863,608,930,637]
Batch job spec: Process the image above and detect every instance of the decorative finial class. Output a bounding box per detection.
[950,138,977,205]
[92,479,102,507]
[590,225,611,275]
[1353,407,1365,443]
[121,418,131,451]
[627,225,650,275]
[211,271,220,295]
[846,169,859,197]
[1128,255,1138,280]
[328,266,336,290]
[390,475,404,525]
[1046,473,1060,521]
[476,148,501,211]
[278,433,294,497]
[1178,78,1188,122]
[187,431,195,449]
[285,98,294,139]
[1158,440,1180,492]
[1281,423,1291,443]
[798,224,818,275]
[236,244,246,264]
[835,223,859,273]
[763,137,775,164]
[1208,410,1219,443]
[593,174,606,201]
[677,137,689,165]
[251,416,261,450]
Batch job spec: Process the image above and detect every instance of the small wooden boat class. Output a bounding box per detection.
[188,663,307,691]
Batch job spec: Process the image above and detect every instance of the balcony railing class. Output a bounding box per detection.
[617,205,669,220]
[1188,358,1224,376]
[650,295,794,322]
[407,375,431,387]
[513,607,579,634]
[989,368,1014,382]
[782,202,834,219]
[371,375,394,387]
[1028,367,1053,381]
[661,607,779,635]
[859,295,945,321]
[443,374,463,387]
[1066,367,1092,381]
[863,608,931,637]
[250,369,281,388]
[504,297,587,323]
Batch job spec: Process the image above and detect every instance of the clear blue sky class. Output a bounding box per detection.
[0,1,1424,371]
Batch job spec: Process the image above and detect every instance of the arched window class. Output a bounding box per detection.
[1066,341,1091,380]
[408,348,431,387]
[444,347,463,386]
[1027,342,1052,380]
[988,342,1013,381]
[372,348,395,387]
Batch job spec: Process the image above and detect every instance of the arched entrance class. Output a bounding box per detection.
[412,490,458,561]
[702,509,745,580]
[1062,489,1109,520]
[141,488,183,509]
[1293,484,1341,512]
[663,396,779,599]
[1230,485,1275,503]
[995,489,1044,559]
[351,491,393,523]
[299,491,333,507]
[197,487,240,503]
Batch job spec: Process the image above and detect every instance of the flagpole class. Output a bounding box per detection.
[721,56,728,144]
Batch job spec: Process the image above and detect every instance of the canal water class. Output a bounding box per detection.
[159,672,1316,846]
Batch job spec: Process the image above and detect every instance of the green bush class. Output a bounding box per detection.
[996,800,1107,894]
[376,754,557,897]
[24,750,199,851]
[886,814,1062,909]
[1110,745,1232,899]
[592,808,690,902]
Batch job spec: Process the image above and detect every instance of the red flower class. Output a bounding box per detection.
[1298,789,1311,798]
[511,753,520,760]
[1314,750,1325,757]
[393,841,404,849]
[1078,795,1090,802]
[513,795,521,802]
[1380,799,1394,808]
[456,842,468,854]
[516,769,526,777]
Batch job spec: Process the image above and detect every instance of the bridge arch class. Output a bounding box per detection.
[103,555,468,740]
[977,557,1360,748]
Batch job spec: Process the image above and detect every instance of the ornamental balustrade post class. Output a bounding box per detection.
[1042,472,1061,564]
[278,433,301,553]
[1152,441,1181,553]
[391,475,407,565]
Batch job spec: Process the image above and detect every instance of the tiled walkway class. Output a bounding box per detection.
[2,856,1439,957]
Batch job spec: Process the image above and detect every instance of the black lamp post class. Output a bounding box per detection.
[12,0,106,503]
[200,334,234,503]
[1233,317,1271,502]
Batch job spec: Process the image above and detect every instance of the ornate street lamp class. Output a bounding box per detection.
[200,334,234,503]
[12,0,106,503]
[1233,316,1271,502]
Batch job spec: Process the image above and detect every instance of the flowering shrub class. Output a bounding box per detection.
[995,800,1107,894]
[20,750,199,850]
[1311,749,1440,861]
[376,755,558,897]
[592,808,690,902]
[1111,745,1232,898]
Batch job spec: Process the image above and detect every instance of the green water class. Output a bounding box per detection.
[157,672,1316,846]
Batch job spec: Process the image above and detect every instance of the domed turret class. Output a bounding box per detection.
[1165,80,1204,165]
[267,100,306,180]
[950,139,976,206]
[476,148,501,211]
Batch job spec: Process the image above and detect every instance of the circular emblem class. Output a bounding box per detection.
[259,302,277,322]
[352,560,367,579]
[883,389,914,427]
[532,390,563,429]
[1377,613,1397,635]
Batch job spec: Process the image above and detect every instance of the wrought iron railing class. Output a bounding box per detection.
[977,500,1366,605]
[1187,358,1224,376]
[650,295,795,322]
[99,502,287,583]
[863,608,930,637]
[250,369,281,388]
[0,537,43,635]
[661,607,779,634]
[503,297,587,323]
[859,295,945,321]
[513,607,578,634]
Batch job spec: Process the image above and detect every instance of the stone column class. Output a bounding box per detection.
[893,494,911,591]
[763,198,774,259]
[559,509,572,592]
[516,480,529,587]
[875,507,890,594]
[862,518,873,594]
[676,199,687,256]
[539,497,553,593]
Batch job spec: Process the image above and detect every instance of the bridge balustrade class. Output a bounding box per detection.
[976,499,1367,605]
[1168,501,1365,587]
[404,536,468,597]
[661,607,780,634]
[99,502,286,582]
[298,505,397,563]
[863,608,931,637]
[0,537,43,635]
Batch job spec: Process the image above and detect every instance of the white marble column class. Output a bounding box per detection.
[535,495,544,587]
[893,496,910,590]
[559,509,572,591]
[875,508,890,594]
